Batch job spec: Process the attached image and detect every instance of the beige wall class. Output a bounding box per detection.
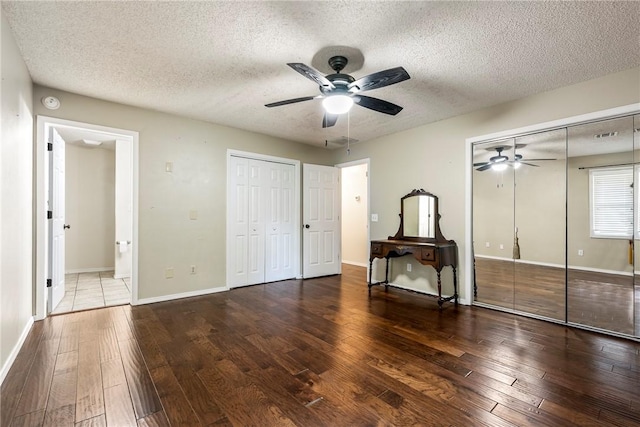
[341,163,368,266]
[1,13,34,379]
[32,85,334,300]
[65,143,116,272]
[331,67,640,300]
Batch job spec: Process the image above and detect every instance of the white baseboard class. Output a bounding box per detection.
[113,274,131,280]
[342,260,368,268]
[135,286,228,305]
[0,316,34,386]
[65,267,114,274]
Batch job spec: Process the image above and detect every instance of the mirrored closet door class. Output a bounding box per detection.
[567,116,636,335]
[473,112,639,339]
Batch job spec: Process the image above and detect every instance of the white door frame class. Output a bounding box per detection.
[35,116,139,320]
[336,158,371,268]
[226,149,302,287]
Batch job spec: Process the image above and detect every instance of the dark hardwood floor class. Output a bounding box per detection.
[3,264,640,426]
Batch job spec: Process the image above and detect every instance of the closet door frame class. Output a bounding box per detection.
[226,150,301,288]
[465,103,640,309]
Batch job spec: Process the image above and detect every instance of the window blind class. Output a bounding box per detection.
[590,167,633,238]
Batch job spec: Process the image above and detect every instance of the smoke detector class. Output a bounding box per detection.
[41,96,60,110]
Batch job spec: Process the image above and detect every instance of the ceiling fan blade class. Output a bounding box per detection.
[523,158,557,161]
[265,96,316,108]
[476,164,493,172]
[519,162,540,167]
[348,67,410,92]
[473,162,490,167]
[322,113,338,128]
[287,63,335,89]
[354,95,403,115]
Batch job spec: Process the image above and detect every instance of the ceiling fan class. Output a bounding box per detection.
[265,55,410,128]
[474,145,556,172]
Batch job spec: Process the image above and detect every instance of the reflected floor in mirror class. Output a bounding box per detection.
[475,258,639,335]
[3,264,640,426]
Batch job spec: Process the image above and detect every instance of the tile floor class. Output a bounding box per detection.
[52,271,131,314]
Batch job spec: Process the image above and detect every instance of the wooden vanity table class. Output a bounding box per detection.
[368,189,459,308]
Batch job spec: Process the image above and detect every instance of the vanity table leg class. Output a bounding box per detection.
[384,257,390,291]
[437,270,443,309]
[452,265,458,306]
[368,258,374,295]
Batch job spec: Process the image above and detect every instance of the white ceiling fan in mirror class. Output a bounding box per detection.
[473,144,556,172]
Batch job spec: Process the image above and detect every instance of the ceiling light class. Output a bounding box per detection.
[82,139,102,146]
[492,162,508,172]
[322,94,354,115]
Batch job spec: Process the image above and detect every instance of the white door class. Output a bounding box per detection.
[303,164,341,278]
[247,160,266,285]
[114,139,133,279]
[265,162,295,282]
[48,127,66,312]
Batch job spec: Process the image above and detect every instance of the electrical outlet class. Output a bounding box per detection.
[190,265,196,274]
[499,244,504,250]
[165,162,173,173]
[485,242,490,248]
[578,249,584,256]
[406,263,412,272]
[165,268,174,279]
[189,210,198,220]
[371,213,378,222]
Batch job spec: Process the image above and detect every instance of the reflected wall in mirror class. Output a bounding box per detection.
[402,191,435,239]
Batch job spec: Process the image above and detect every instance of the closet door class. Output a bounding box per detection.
[228,156,250,288]
[567,116,635,335]
[265,162,295,282]
[247,160,266,285]
[472,139,516,310]
[228,156,295,288]
[513,129,566,320]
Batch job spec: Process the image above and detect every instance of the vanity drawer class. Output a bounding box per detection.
[371,243,383,255]
[421,248,435,261]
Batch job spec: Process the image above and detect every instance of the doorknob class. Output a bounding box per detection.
[304,224,310,229]
[63,224,71,230]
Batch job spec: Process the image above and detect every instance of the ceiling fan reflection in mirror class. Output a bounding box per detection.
[474,145,556,172]
[265,55,410,128]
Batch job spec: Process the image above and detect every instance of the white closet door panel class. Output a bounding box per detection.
[228,157,249,287]
[247,160,265,285]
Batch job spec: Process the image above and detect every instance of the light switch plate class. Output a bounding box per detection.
[165,162,173,172]
[189,210,198,220]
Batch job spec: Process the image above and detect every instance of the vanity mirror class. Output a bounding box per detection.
[391,189,447,242]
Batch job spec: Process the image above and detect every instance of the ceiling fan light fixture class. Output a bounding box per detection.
[513,161,522,169]
[322,94,354,115]
[492,162,508,172]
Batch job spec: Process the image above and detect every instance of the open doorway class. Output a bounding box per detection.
[338,160,370,268]
[35,116,138,319]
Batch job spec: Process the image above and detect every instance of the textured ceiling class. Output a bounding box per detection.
[3,1,640,148]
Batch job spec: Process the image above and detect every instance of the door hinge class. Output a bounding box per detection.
[46,279,52,288]
[47,142,53,152]
[47,210,52,219]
